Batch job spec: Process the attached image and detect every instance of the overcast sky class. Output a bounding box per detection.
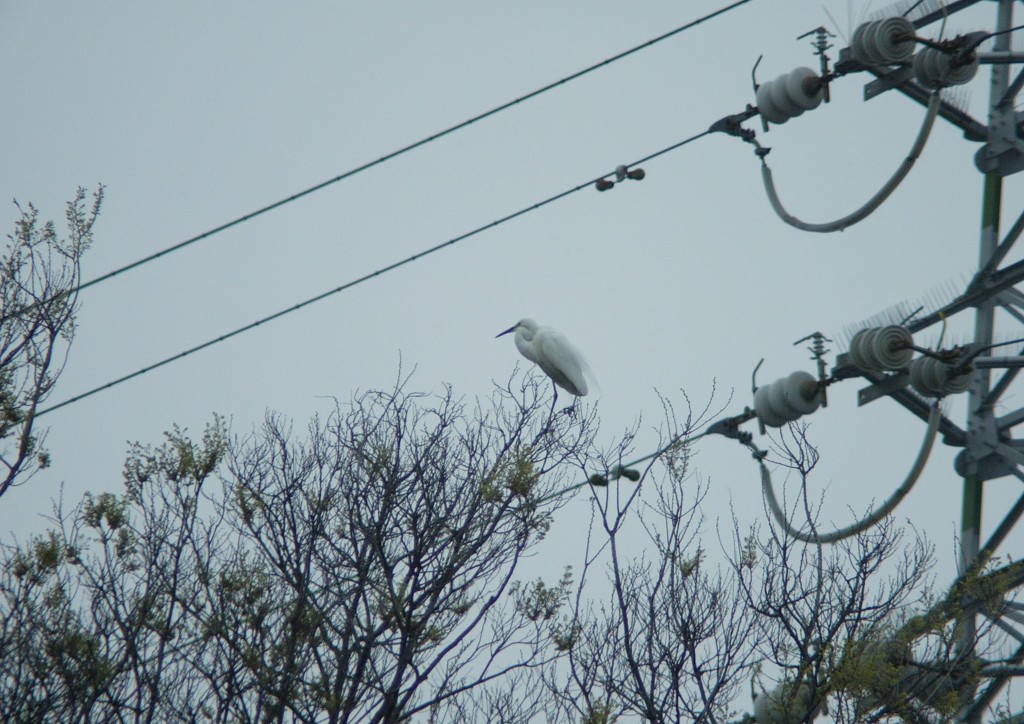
[3,0,1024,715]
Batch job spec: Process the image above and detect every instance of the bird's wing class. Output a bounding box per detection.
[537,329,589,396]
[579,354,599,396]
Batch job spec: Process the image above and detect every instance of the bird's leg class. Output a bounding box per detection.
[536,381,558,437]
[549,381,577,416]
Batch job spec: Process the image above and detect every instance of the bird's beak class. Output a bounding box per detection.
[496,325,517,338]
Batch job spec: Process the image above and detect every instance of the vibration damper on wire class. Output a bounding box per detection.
[595,164,646,192]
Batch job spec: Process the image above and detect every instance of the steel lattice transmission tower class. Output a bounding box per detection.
[851,1,1024,720]
[713,1,1024,720]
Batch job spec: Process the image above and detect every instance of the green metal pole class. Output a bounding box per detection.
[957,1,1013,716]
[958,170,1003,723]
[962,172,1003,568]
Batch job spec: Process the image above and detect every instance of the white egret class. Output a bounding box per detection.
[496,318,593,408]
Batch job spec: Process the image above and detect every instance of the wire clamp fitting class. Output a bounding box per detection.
[706,408,757,441]
[708,107,770,159]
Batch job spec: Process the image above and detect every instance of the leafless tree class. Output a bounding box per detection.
[0,372,604,722]
[0,186,103,498]
[736,421,945,724]
[546,393,762,723]
[549,407,940,724]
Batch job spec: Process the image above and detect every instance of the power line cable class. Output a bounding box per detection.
[972,21,1024,48]
[2,0,754,327]
[755,404,941,543]
[534,428,713,506]
[760,91,941,233]
[37,130,711,418]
